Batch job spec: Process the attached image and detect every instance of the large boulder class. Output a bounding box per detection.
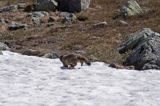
[34,0,57,11]
[57,0,91,13]
[118,28,160,70]
[113,0,143,19]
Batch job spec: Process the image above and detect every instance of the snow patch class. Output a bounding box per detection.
[0,51,160,106]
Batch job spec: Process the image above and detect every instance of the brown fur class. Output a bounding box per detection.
[59,53,91,68]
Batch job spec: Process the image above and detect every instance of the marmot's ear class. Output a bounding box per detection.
[59,55,63,60]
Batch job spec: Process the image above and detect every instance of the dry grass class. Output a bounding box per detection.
[0,0,160,64]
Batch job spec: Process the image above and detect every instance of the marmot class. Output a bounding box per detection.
[59,53,91,68]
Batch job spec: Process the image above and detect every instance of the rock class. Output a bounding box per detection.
[34,0,57,11]
[92,22,108,29]
[18,3,27,9]
[113,0,143,19]
[21,49,43,56]
[42,52,59,59]
[109,63,124,69]
[0,19,7,24]
[0,42,10,51]
[109,63,134,70]
[57,0,91,13]
[118,20,129,26]
[27,11,49,24]
[0,5,18,13]
[60,12,77,23]
[0,51,2,55]
[118,28,160,70]
[77,15,88,21]
[8,22,27,30]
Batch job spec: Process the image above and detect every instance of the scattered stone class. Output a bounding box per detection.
[60,12,77,23]
[57,0,91,13]
[0,5,18,13]
[0,42,10,51]
[42,52,59,59]
[27,11,49,24]
[109,63,134,70]
[75,50,86,55]
[77,15,88,21]
[118,28,160,70]
[34,0,58,11]
[18,3,27,10]
[92,21,108,29]
[0,19,7,24]
[0,51,2,55]
[118,20,129,26]
[8,22,27,30]
[21,49,43,56]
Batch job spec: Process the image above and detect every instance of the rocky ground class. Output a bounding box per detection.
[0,0,160,65]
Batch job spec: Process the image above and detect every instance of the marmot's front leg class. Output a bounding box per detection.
[63,62,68,68]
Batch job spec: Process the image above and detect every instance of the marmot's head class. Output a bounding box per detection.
[86,61,91,66]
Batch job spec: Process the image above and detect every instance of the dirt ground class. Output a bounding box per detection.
[0,0,160,64]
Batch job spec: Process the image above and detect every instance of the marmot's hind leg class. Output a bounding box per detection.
[70,63,77,68]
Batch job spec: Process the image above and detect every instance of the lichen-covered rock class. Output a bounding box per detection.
[113,0,143,19]
[0,42,10,51]
[57,0,91,13]
[118,28,160,70]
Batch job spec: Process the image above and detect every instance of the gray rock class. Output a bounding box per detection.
[92,22,108,29]
[118,20,129,26]
[57,0,91,13]
[113,0,143,19]
[35,0,57,11]
[27,11,49,24]
[0,42,10,51]
[0,51,2,55]
[42,52,59,59]
[0,5,18,13]
[18,3,27,9]
[60,12,77,23]
[0,19,7,24]
[21,49,42,56]
[118,28,160,70]
[8,22,27,30]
